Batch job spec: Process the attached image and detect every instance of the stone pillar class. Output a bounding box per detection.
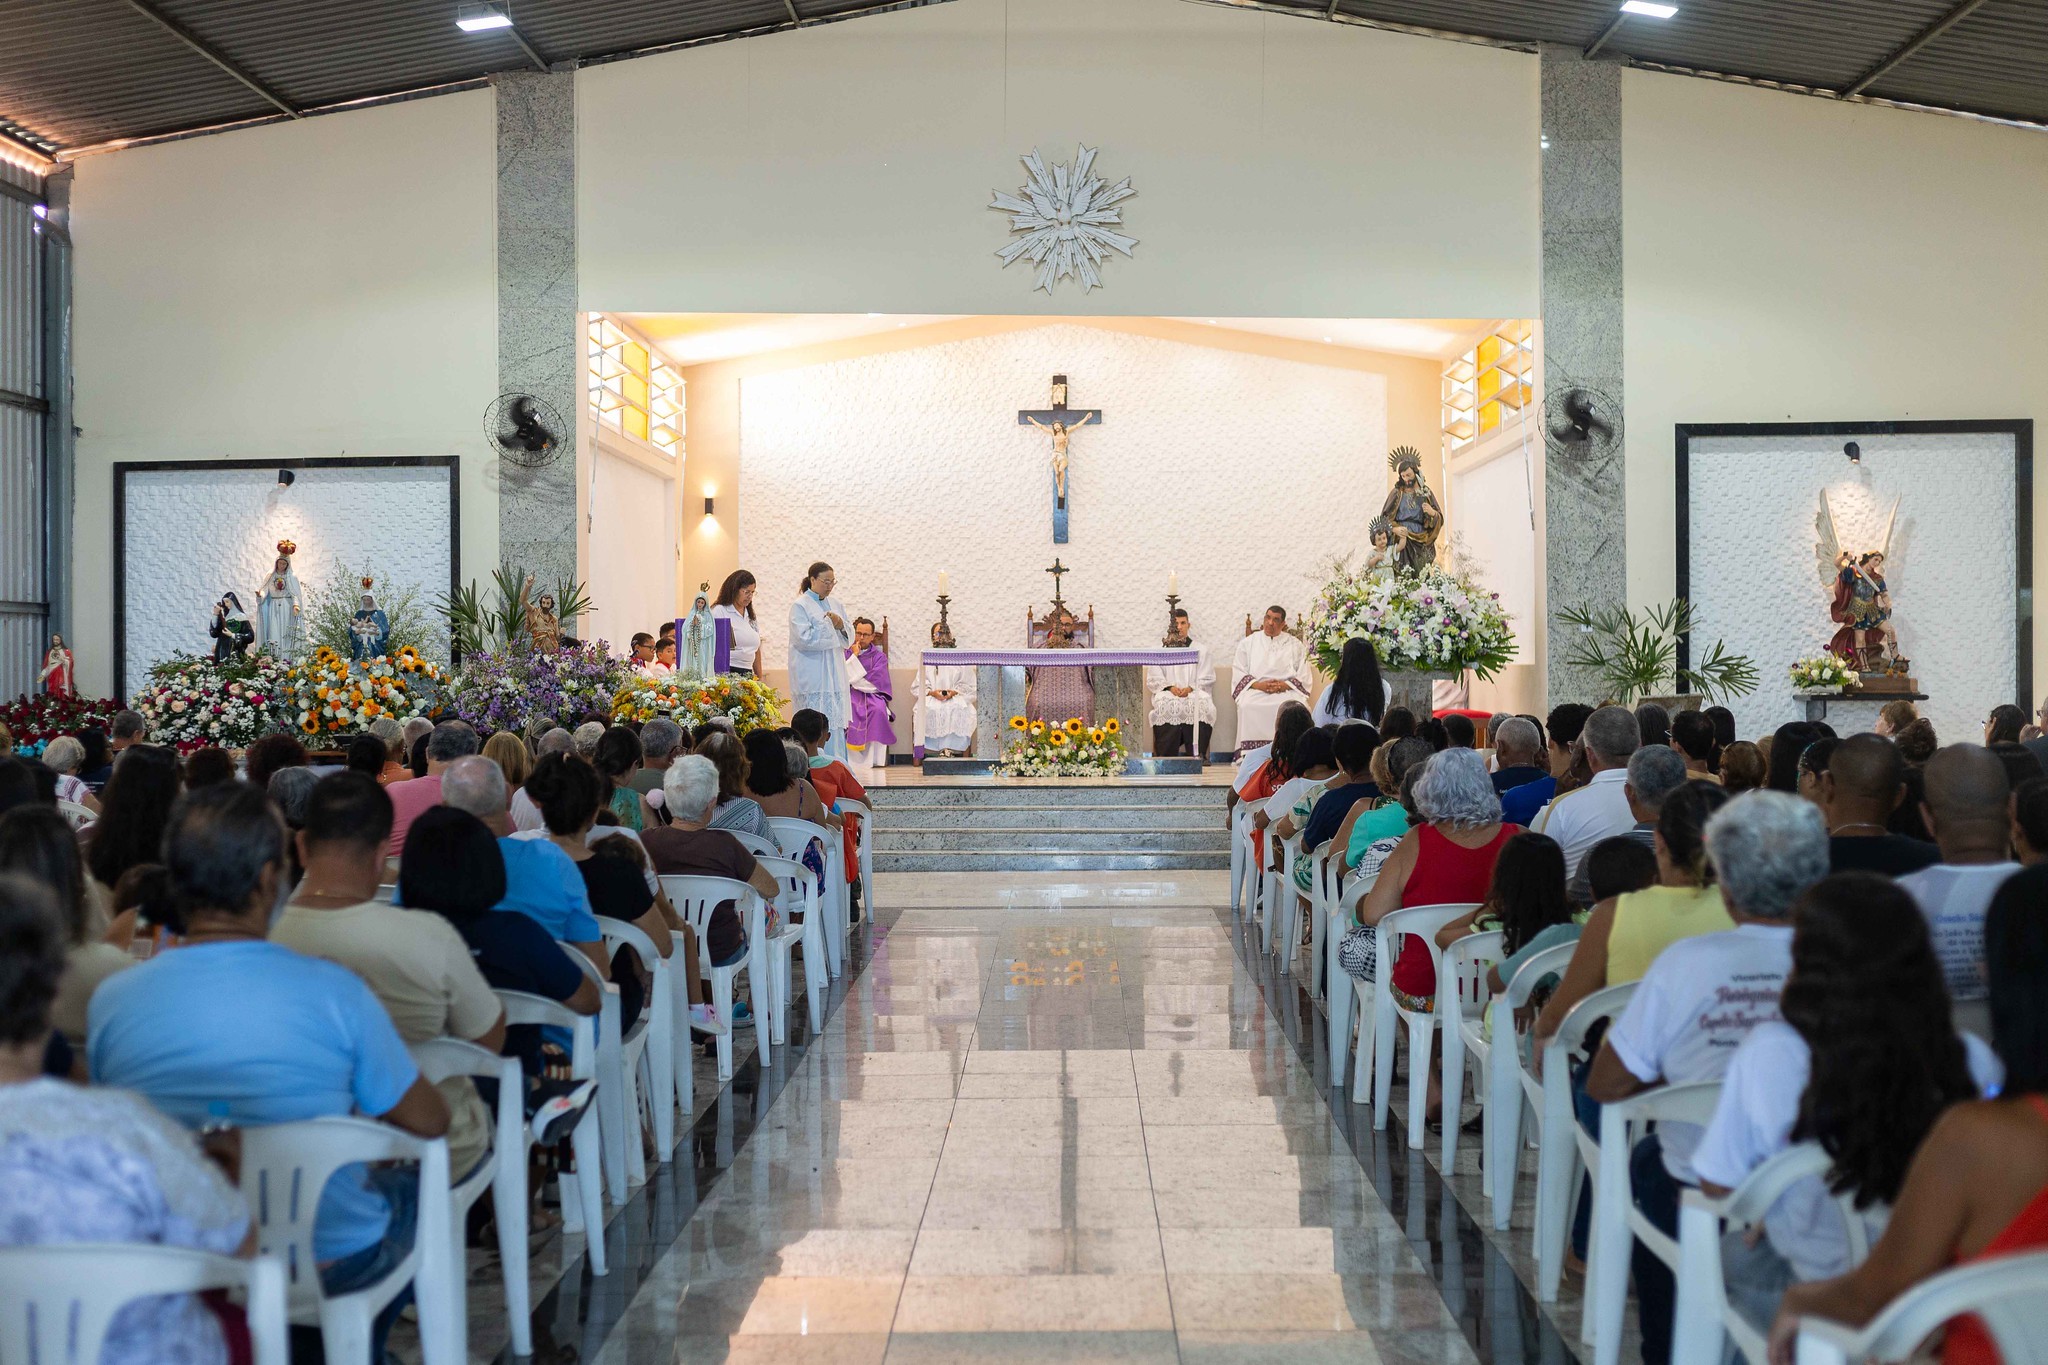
[493,71,579,594]
[1540,45,1625,705]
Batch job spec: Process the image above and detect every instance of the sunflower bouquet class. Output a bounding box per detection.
[995,714,1127,777]
[613,672,787,736]
[287,645,448,741]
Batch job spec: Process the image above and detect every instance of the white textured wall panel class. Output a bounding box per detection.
[738,323,1387,746]
[120,464,454,697]
[1686,431,2016,741]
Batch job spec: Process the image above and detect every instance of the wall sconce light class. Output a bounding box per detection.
[1844,441,1862,466]
[703,496,716,516]
[277,469,296,489]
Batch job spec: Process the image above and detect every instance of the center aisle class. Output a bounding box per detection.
[588,872,1500,1364]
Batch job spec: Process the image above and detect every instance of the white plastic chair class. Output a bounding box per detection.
[1306,837,1341,1002]
[597,915,677,1161]
[1266,831,1304,967]
[0,1245,289,1365]
[1672,1142,1870,1365]
[1535,981,1639,1303]
[769,816,846,979]
[1229,802,1260,923]
[238,1117,458,1365]
[756,851,826,1045]
[562,952,633,1205]
[1587,1079,1725,1365]
[55,797,96,832]
[493,990,608,1287]
[1330,870,1379,1102]
[1370,902,1482,1149]
[1484,940,1580,1230]
[839,794,876,914]
[660,874,768,1080]
[1790,1250,2048,1365]
[726,828,780,860]
[1437,928,1503,1182]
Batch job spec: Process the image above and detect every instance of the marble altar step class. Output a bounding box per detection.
[867,781,1229,871]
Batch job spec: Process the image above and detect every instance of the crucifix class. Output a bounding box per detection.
[1018,373,1102,544]
[1044,557,1071,613]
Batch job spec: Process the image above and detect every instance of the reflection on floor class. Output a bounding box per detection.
[541,871,1593,1365]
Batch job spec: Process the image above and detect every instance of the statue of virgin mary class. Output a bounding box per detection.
[680,587,717,679]
[256,539,303,658]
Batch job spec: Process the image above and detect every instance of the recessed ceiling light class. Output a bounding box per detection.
[1322,336,1333,343]
[455,3,513,33]
[1619,1,1678,17]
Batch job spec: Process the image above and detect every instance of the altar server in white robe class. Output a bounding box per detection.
[1146,608,1215,759]
[917,634,978,758]
[1232,605,1311,756]
[788,561,854,761]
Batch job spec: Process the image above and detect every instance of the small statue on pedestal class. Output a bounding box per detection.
[1817,489,1914,688]
[210,592,255,663]
[38,634,73,697]
[256,540,302,659]
[349,577,391,662]
[521,574,562,653]
[1379,448,1442,574]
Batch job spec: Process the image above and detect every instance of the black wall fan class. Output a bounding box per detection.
[1543,383,1622,458]
[484,393,565,469]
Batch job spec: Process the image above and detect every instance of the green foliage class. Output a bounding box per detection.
[303,562,438,660]
[437,564,595,659]
[1554,598,1759,705]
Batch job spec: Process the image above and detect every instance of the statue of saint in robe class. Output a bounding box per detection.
[1378,450,1442,573]
[349,578,391,662]
[211,593,255,662]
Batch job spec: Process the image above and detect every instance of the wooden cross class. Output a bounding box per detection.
[1044,557,1070,611]
[1018,373,1101,545]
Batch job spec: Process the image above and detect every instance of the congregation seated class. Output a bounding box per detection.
[1765,721,1826,794]
[0,805,130,1047]
[629,718,684,800]
[695,730,772,841]
[1261,726,1338,841]
[644,754,783,1000]
[572,720,605,760]
[1533,704,1643,880]
[1636,701,1672,749]
[0,872,254,1365]
[272,771,507,1182]
[385,720,481,860]
[346,731,390,781]
[794,709,868,901]
[1670,709,1719,783]
[1433,830,1575,1001]
[1535,781,1731,1045]
[75,725,114,792]
[1565,743,1689,906]
[39,734,99,812]
[241,730,307,792]
[1290,722,1380,895]
[1898,744,2018,1038]
[510,726,573,832]
[482,728,531,800]
[1585,789,1830,1365]
[1694,873,1998,1333]
[1720,739,1767,794]
[2013,776,2048,867]
[365,715,409,783]
[1821,732,1940,874]
[1337,734,1433,872]
[1991,740,2044,792]
[1311,638,1388,728]
[1501,702,1592,828]
[85,743,181,919]
[1770,864,2048,1362]
[593,724,655,832]
[88,782,449,1364]
[1490,715,1548,795]
[1985,704,2029,747]
[398,805,604,1082]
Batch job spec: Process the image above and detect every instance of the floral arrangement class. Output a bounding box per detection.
[995,715,1128,777]
[1306,555,1516,680]
[0,692,122,757]
[135,652,295,752]
[1789,653,1857,694]
[287,645,448,740]
[444,639,630,735]
[613,672,786,735]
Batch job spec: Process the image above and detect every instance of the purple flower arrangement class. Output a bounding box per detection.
[444,639,631,734]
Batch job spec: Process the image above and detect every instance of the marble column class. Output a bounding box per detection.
[1540,45,1625,705]
[493,71,579,596]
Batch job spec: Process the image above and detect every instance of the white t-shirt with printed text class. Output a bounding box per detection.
[1897,862,2018,1005]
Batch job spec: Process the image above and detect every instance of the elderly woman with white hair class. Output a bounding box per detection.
[39,736,100,814]
[1584,789,1828,1365]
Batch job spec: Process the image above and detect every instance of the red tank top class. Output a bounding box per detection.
[1943,1095,2048,1365]
[1390,823,1519,998]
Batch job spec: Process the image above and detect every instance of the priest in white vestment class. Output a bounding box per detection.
[916,643,978,758]
[788,562,854,761]
[1146,608,1215,759]
[1231,605,1311,755]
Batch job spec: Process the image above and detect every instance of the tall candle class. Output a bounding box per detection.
[1167,570,1180,595]
[938,571,951,596]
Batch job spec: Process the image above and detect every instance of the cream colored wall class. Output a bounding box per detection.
[1623,70,2048,701]
[577,0,1539,320]
[68,92,499,699]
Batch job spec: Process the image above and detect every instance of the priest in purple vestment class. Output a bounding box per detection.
[1024,606,1095,725]
[845,616,897,768]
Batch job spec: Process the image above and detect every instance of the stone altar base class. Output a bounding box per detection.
[865,775,1230,872]
[922,755,1206,777]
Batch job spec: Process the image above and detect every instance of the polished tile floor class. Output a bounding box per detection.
[557,871,1570,1365]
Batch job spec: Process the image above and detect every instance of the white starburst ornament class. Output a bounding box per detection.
[989,145,1138,295]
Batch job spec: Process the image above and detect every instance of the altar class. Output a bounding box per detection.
[919,647,1203,764]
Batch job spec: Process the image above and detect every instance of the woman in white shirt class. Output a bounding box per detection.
[1312,638,1391,727]
[1693,872,1992,1331]
[712,569,764,677]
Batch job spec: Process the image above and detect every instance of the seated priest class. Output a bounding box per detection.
[1232,605,1310,756]
[1024,606,1094,725]
[1146,608,1215,759]
[917,626,978,758]
[844,616,896,769]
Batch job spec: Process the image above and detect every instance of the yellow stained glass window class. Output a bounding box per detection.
[1442,322,1535,455]
[586,313,683,458]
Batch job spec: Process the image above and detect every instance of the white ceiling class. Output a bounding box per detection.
[620,312,1499,366]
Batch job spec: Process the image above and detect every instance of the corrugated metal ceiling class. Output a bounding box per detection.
[1,0,2044,161]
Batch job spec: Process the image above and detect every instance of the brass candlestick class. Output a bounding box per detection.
[932,595,957,648]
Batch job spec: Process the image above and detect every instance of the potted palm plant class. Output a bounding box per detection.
[1554,599,1758,709]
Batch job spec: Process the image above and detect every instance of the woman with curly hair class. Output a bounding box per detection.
[1769,865,2048,1365]
[1694,873,1991,1332]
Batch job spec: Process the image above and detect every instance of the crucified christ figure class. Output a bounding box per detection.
[1025,411,1095,501]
